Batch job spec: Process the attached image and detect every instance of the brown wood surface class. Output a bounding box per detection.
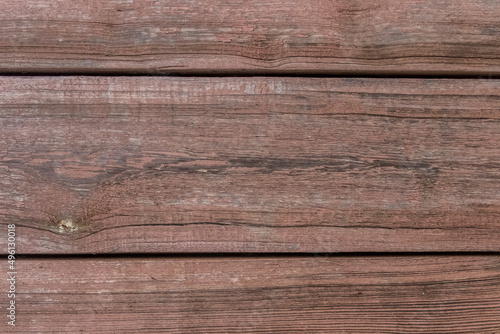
[1,255,498,333]
[1,77,499,254]
[2,1,498,333]
[1,0,500,75]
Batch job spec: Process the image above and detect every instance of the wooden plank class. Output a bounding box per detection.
[1,0,500,75]
[2,255,499,333]
[1,77,500,254]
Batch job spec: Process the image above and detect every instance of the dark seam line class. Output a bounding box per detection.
[13,251,500,259]
[1,72,500,79]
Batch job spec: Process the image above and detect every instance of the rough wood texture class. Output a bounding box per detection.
[1,256,498,333]
[1,77,499,254]
[1,0,500,75]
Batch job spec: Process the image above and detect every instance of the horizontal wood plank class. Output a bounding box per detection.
[1,77,500,254]
[2,255,499,333]
[1,0,500,75]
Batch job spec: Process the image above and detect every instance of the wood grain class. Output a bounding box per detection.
[1,255,499,333]
[1,0,500,75]
[1,77,500,254]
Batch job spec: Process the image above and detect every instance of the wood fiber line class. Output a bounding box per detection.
[1,256,499,333]
[1,0,500,75]
[1,77,500,254]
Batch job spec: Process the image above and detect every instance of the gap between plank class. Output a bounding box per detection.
[15,251,500,260]
[1,72,500,79]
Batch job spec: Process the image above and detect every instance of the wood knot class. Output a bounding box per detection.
[58,218,78,234]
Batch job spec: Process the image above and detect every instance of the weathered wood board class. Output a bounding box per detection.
[1,255,499,333]
[1,77,499,254]
[1,0,500,75]
[2,1,499,333]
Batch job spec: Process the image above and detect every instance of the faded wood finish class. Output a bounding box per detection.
[2,256,499,333]
[1,0,500,75]
[1,77,500,254]
[2,1,499,332]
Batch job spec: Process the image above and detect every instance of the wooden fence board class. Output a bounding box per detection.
[2,255,499,333]
[1,0,500,75]
[1,77,500,254]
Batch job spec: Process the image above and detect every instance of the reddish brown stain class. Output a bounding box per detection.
[0,0,499,75]
[1,2,499,333]
[1,77,499,254]
[8,256,500,333]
